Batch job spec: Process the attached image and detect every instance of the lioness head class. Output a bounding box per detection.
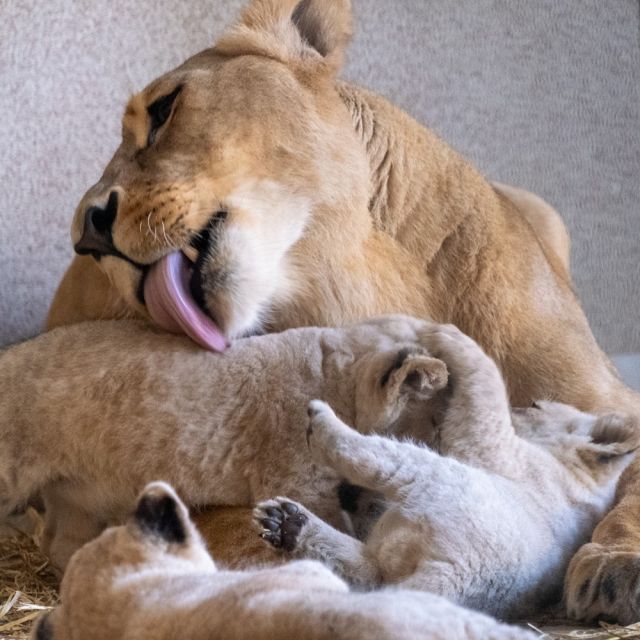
[72,0,371,340]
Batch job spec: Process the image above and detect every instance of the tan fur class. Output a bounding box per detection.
[0,315,452,572]
[32,482,536,640]
[47,0,640,619]
[47,255,132,329]
[52,0,636,410]
[192,506,284,568]
[492,182,571,271]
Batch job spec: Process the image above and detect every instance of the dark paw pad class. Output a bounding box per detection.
[258,501,308,552]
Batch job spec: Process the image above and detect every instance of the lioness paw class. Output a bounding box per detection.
[254,498,309,552]
[565,543,640,625]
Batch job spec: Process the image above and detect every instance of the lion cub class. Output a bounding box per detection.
[31,482,535,640]
[0,316,448,572]
[256,325,639,620]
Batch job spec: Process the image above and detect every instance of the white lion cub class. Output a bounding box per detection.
[256,325,639,620]
[31,482,535,640]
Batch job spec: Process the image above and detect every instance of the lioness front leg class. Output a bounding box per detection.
[565,461,640,625]
[254,497,381,589]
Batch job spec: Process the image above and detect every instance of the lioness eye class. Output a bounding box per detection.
[147,85,182,146]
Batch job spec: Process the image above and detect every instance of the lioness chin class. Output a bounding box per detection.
[48,0,640,623]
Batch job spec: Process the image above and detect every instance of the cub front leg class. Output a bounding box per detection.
[306,400,425,498]
[41,490,103,574]
[254,497,381,589]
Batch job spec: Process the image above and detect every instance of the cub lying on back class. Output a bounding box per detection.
[0,316,449,571]
[256,325,639,620]
[31,482,535,640]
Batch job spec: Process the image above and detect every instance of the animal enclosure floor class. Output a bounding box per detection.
[533,621,640,638]
[0,523,58,640]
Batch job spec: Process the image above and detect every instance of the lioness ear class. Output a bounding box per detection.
[291,0,352,62]
[217,0,352,72]
[579,415,640,465]
[134,482,191,544]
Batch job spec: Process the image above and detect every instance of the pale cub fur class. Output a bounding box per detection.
[0,316,447,571]
[256,325,639,619]
[31,482,535,640]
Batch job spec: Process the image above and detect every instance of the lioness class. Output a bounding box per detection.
[32,481,536,640]
[255,325,639,620]
[47,0,640,621]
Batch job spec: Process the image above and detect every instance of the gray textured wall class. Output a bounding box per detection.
[1,0,639,353]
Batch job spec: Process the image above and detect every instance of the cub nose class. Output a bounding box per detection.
[74,190,119,259]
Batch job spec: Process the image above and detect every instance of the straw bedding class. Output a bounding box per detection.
[1,525,639,640]
[0,526,58,640]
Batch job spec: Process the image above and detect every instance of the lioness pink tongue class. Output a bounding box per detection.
[144,252,228,352]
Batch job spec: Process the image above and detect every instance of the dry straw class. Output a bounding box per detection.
[0,528,58,640]
[528,621,640,639]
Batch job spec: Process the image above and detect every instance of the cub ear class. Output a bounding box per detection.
[217,0,352,72]
[355,348,448,434]
[134,482,191,544]
[381,350,448,397]
[579,415,640,464]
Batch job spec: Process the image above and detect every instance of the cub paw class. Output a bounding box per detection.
[306,400,355,469]
[420,324,499,384]
[565,543,640,625]
[254,498,309,553]
[306,399,336,443]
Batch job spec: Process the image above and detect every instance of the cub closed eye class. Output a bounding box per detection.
[147,85,182,147]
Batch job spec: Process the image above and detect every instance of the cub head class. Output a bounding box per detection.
[71,0,370,340]
[332,316,450,435]
[353,346,448,434]
[31,482,215,640]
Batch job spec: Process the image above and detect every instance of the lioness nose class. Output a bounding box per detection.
[74,191,119,259]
